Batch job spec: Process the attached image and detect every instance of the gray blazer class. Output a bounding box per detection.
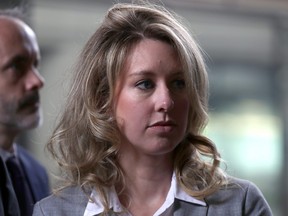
[33,177,272,216]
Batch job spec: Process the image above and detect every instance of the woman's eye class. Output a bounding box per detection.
[136,80,155,90]
[171,79,185,90]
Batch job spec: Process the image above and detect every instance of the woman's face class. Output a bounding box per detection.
[114,39,189,156]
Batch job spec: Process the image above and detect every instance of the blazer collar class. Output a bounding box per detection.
[173,198,208,216]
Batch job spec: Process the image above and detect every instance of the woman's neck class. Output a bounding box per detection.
[116,152,174,216]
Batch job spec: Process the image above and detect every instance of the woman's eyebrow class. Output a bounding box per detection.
[127,70,155,77]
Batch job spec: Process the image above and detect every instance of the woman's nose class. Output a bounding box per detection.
[155,87,174,112]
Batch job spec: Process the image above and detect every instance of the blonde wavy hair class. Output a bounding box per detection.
[47,1,226,213]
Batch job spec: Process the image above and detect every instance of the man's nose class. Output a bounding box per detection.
[25,69,45,91]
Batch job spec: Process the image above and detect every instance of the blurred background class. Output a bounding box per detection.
[1,0,287,215]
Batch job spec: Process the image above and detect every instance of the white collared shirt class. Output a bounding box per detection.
[0,144,17,162]
[84,173,206,216]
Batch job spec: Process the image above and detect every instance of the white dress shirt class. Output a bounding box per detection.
[0,143,17,162]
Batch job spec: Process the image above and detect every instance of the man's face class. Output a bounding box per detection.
[0,18,44,132]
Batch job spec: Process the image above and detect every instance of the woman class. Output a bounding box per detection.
[33,2,272,216]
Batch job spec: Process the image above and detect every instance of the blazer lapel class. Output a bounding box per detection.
[17,147,48,202]
[173,199,208,216]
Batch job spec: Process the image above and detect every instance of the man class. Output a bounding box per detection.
[0,10,50,216]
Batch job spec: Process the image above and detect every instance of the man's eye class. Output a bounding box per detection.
[171,79,185,90]
[34,59,40,68]
[136,80,154,90]
[10,61,26,73]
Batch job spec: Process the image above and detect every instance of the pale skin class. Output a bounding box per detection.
[0,17,44,152]
[114,39,189,216]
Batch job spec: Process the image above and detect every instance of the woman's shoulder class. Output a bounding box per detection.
[33,186,90,216]
[205,176,272,215]
[208,176,266,201]
[222,176,261,191]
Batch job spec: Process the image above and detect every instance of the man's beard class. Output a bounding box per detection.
[0,92,42,131]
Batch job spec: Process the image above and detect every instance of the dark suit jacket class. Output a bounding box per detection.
[0,156,20,216]
[17,145,50,202]
[33,177,272,216]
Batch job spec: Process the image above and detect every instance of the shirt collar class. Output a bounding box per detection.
[84,173,206,216]
[174,174,206,206]
[84,187,124,216]
[0,144,17,162]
